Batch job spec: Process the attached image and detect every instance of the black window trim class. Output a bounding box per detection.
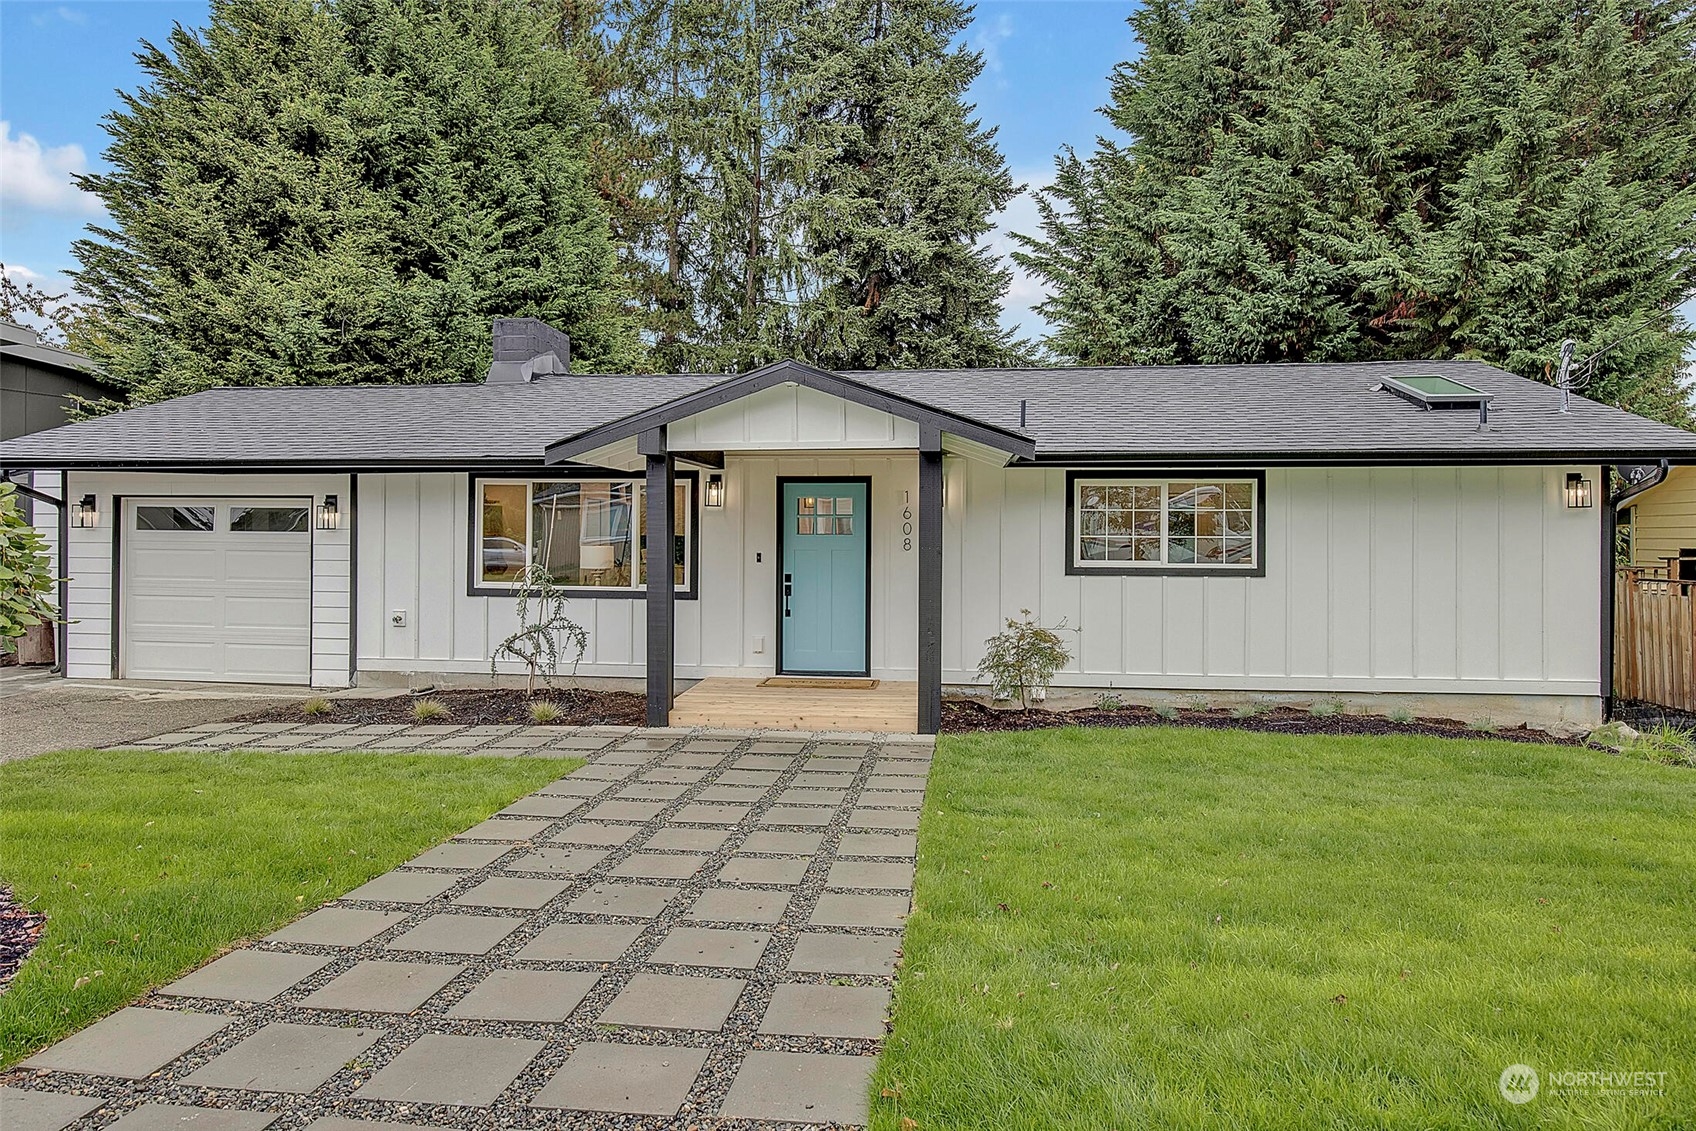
[1063,469,1268,578]
[465,470,700,600]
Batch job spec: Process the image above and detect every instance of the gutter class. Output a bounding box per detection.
[1612,460,1670,510]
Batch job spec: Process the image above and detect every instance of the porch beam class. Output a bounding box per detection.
[641,426,675,727]
[918,425,944,734]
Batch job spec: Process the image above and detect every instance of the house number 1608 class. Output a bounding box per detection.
[901,505,914,551]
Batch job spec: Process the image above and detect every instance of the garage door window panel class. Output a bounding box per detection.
[230,506,309,533]
[136,505,214,531]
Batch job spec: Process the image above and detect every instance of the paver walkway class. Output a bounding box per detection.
[3,729,933,1130]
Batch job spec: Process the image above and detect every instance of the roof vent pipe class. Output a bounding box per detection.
[1019,398,1028,429]
[486,317,571,383]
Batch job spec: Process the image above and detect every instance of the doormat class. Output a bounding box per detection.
[758,676,880,690]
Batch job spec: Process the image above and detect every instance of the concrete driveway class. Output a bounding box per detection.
[0,672,312,762]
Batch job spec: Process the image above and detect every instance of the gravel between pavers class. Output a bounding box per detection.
[5,729,932,1131]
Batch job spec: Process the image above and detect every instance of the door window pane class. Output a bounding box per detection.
[136,505,213,531]
[230,506,308,533]
[480,482,529,583]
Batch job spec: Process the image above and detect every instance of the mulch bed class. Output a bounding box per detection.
[235,687,647,728]
[0,887,46,993]
[941,698,1584,745]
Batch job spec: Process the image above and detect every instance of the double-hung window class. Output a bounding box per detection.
[1069,473,1262,574]
[473,476,694,596]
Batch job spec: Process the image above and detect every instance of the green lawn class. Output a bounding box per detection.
[0,749,572,1065]
[875,728,1694,1130]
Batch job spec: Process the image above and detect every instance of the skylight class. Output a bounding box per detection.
[1378,374,1493,411]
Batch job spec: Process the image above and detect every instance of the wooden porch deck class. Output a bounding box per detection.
[671,677,919,733]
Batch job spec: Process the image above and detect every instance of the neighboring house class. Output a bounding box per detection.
[3,317,1695,734]
[1614,462,1696,576]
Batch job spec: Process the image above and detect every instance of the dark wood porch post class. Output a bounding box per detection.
[918,425,944,734]
[641,426,675,727]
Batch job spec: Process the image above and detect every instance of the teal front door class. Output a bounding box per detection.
[780,479,870,675]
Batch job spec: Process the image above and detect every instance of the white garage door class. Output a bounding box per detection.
[123,499,313,684]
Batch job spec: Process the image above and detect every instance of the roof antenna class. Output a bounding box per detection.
[1555,338,1576,414]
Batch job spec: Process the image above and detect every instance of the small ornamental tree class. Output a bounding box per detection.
[0,481,58,653]
[491,564,589,695]
[977,610,1072,710]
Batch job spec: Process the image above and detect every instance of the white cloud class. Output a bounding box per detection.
[972,12,1015,83]
[0,121,103,215]
[33,6,89,27]
[986,168,1057,341]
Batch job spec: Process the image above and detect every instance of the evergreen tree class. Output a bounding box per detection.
[1016,0,1696,423]
[792,0,1028,369]
[72,0,638,405]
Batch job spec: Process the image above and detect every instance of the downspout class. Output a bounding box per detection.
[1,468,68,675]
[1601,468,1616,722]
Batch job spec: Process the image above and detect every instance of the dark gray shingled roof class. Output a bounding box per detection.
[3,358,1694,469]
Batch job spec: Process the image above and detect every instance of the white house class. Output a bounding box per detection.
[5,319,1693,734]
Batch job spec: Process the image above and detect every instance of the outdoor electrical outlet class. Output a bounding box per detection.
[753,635,766,654]
[391,610,408,627]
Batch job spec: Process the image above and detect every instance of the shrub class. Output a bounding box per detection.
[1387,708,1414,724]
[1095,691,1128,711]
[412,697,449,722]
[300,697,332,717]
[529,700,562,724]
[0,481,58,654]
[976,610,1072,710]
[492,564,589,695]
[1153,704,1180,721]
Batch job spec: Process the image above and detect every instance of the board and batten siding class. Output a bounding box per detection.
[357,454,921,680]
[942,463,1602,696]
[58,471,352,687]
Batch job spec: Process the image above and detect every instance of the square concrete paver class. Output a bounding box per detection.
[354,1034,544,1106]
[386,913,525,955]
[760,984,890,1039]
[617,782,688,801]
[340,871,460,905]
[791,772,854,788]
[552,823,643,847]
[518,922,645,962]
[609,852,707,880]
[837,832,917,858]
[719,1051,874,1125]
[503,846,609,874]
[0,1088,102,1131]
[848,808,920,831]
[859,791,923,809]
[758,806,834,827]
[402,841,512,871]
[826,860,916,890]
[810,892,910,929]
[158,950,331,1003]
[789,932,903,975]
[639,767,707,784]
[183,1022,384,1093]
[584,799,666,822]
[732,754,792,769]
[776,788,846,806]
[530,1043,708,1117]
[570,763,631,780]
[539,778,615,797]
[644,827,731,852]
[595,746,656,765]
[20,1008,231,1079]
[104,1105,277,1131]
[687,887,791,925]
[717,770,778,786]
[674,803,751,825]
[739,830,823,855]
[454,877,569,909]
[447,969,600,1021]
[717,856,809,885]
[299,960,462,1013]
[453,817,554,842]
[565,883,676,918]
[865,775,925,790]
[648,927,771,969]
[597,973,745,1031]
[498,795,584,818]
[694,785,766,803]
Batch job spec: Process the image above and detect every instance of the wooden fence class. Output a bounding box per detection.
[1615,566,1696,711]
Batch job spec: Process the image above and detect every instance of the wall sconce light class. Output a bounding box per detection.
[703,473,725,508]
[315,494,340,530]
[1564,473,1593,509]
[71,493,98,528]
